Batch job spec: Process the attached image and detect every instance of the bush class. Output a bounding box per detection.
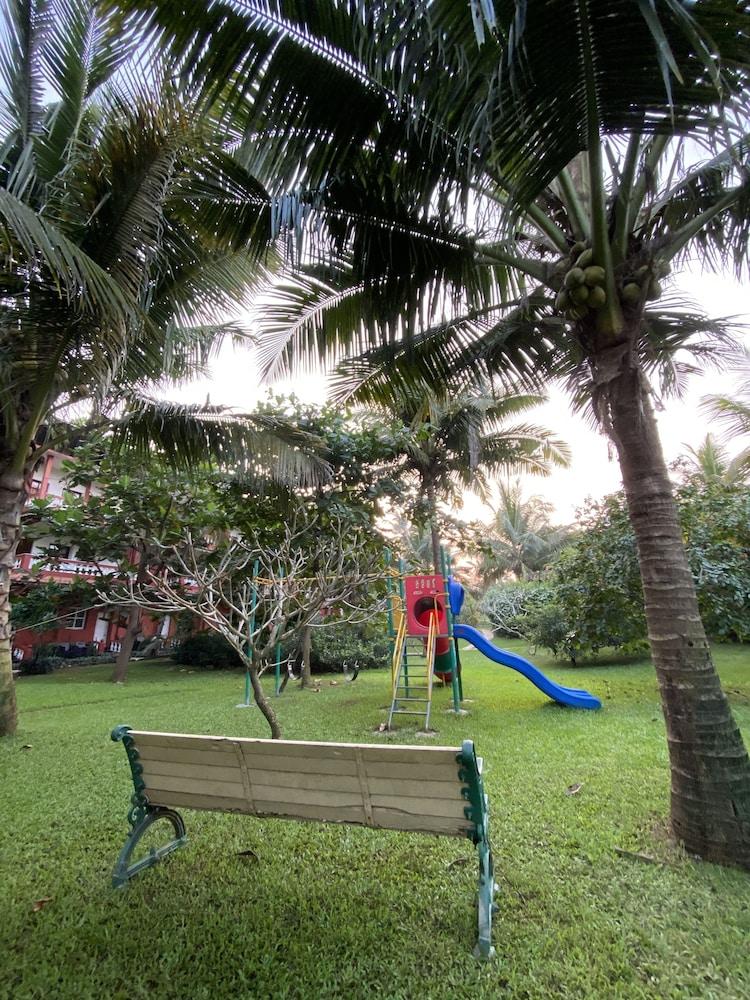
[310,621,391,673]
[172,633,242,669]
[481,582,545,637]
[457,589,492,631]
[20,656,65,675]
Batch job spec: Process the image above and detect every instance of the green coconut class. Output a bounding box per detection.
[583,265,606,287]
[570,241,587,258]
[634,264,651,283]
[555,289,570,311]
[621,282,642,304]
[587,285,607,309]
[564,266,586,289]
[575,248,594,269]
[570,284,590,304]
[646,279,663,301]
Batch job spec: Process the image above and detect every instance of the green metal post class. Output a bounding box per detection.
[446,549,464,700]
[441,547,461,712]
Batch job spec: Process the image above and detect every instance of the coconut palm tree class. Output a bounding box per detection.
[379,388,569,572]
[702,356,750,478]
[481,480,569,582]
[124,0,750,867]
[683,434,748,486]
[0,1,329,736]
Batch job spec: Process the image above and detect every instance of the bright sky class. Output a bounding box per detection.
[172,261,749,525]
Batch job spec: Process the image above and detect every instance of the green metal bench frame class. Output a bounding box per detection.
[111,725,498,959]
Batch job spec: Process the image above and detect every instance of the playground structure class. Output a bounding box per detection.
[386,549,601,729]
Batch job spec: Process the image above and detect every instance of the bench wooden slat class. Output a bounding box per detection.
[364,761,458,782]
[142,760,243,783]
[144,774,246,799]
[134,746,239,768]
[239,752,359,776]
[366,777,462,799]
[370,809,472,836]
[369,794,468,819]
[131,730,461,758]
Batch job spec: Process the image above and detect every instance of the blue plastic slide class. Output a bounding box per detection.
[453,623,601,710]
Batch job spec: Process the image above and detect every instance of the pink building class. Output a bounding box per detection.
[11,451,175,663]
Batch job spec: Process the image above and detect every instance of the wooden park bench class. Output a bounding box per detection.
[110,726,498,958]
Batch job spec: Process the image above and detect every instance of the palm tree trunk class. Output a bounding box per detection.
[426,484,442,574]
[607,354,750,868]
[0,469,24,736]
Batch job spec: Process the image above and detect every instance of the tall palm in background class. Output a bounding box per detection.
[127,0,750,866]
[380,388,569,572]
[683,435,749,486]
[702,355,750,478]
[0,1,328,735]
[481,480,568,582]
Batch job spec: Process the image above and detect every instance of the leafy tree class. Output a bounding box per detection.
[24,443,237,682]
[126,0,750,865]
[0,2,329,733]
[480,480,569,582]
[525,477,750,659]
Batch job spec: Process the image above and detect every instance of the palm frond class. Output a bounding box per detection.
[109,395,332,488]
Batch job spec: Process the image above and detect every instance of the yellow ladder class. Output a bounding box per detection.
[387,613,435,730]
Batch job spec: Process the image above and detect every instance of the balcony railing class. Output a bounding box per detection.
[12,553,119,577]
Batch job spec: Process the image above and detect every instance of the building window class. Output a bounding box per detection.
[65,610,87,629]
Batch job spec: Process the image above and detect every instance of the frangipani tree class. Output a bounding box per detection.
[114,511,388,738]
[127,0,750,866]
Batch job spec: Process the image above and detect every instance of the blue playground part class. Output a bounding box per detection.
[453,623,602,710]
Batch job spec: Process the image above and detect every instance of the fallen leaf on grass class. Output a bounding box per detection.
[446,856,471,870]
[20,744,32,750]
[329,680,338,686]
[614,847,664,865]
[31,898,53,912]
[565,783,584,796]
[236,849,259,863]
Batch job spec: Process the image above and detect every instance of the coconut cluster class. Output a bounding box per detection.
[551,241,669,321]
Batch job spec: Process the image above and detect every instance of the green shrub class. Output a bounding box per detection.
[20,656,65,675]
[310,621,391,673]
[172,633,242,669]
[481,582,545,637]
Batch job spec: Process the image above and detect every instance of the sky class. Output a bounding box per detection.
[171,262,749,526]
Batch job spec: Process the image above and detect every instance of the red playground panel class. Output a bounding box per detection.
[404,575,449,637]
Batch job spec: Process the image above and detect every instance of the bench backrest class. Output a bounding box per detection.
[124,730,478,838]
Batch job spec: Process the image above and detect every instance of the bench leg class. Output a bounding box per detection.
[473,836,498,960]
[112,807,187,888]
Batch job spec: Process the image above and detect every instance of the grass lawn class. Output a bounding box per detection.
[1,641,749,999]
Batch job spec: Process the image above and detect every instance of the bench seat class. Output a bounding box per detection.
[111,725,497,958]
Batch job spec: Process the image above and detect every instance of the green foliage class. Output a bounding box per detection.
[481,582,543,638]
[524,477,750,660]
[456,589,491,631]
[678,474,750,642]
[172,633,242,670]
[310,621,391,673]
[10,579,98,632]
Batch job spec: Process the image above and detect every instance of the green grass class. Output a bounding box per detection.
[1,642,749,999]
